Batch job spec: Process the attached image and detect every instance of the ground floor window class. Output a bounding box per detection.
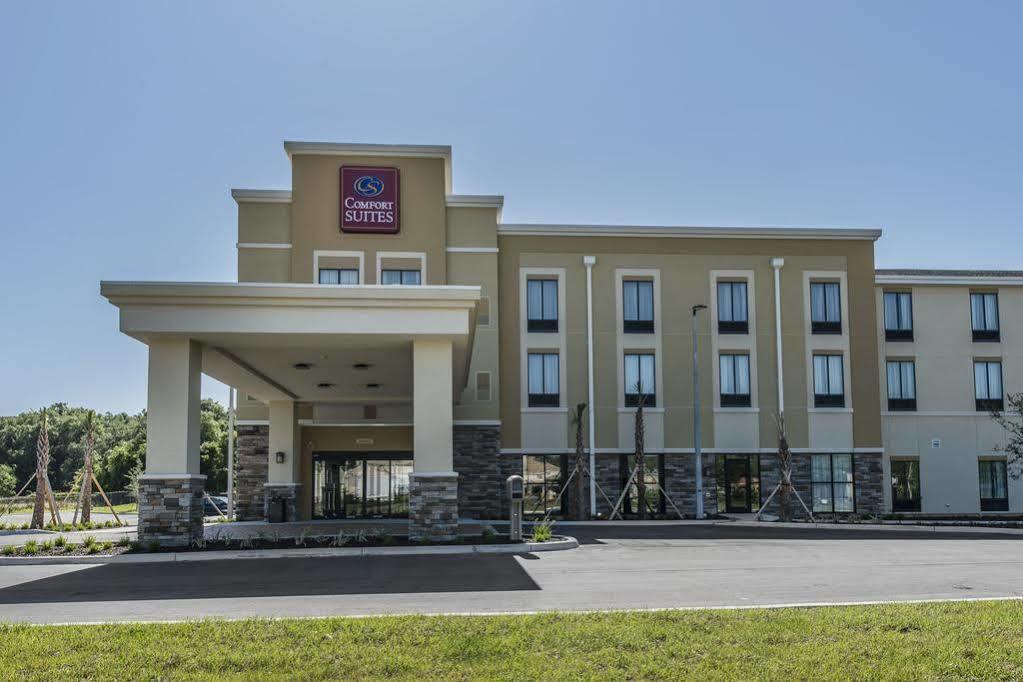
[811,454,855,513]
[715,454,761,514]
[313,453,413,519]
[979,459,1008,511]
[523,455,566,517]
[618,454,664,516]
[890,459,921,512]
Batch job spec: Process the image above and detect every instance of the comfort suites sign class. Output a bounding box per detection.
[340,166,400,234]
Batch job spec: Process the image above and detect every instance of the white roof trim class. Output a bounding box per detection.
[498,223,883,241]
[100,281,482,305]
[445,194,504,208]
[231,189,292,204]
[237,242,292,250]
[283,141,451,160]
[876,275,1023,286]
[446,246,499,254]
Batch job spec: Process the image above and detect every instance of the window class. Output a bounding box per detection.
[886,360,917,411]
[623,280,654,333]
[883,292,913,341]
[891,460,921,512]
[624,353,656,407]
[527,353,559,407]
[715,454,762,514]
[812,354,845,408]
[979,460,1008,511]
[477,296,491,327]
[810,282,842,334]
[971,293,1000,341]
[523,455,566,517]
[812,454,855,513]
[974,360,1003,411]
[717,281,749,334]
[475,371,491,402]
[381,269,421,285]
[318,268,359,285]
[719,354,752,407]
[527,279,558,332]
[618,454,664,516]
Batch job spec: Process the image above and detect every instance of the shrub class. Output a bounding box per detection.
[147,541,160,553]
[41,539,54,551]
[481,526,498,543]
[530,520,554,543]
[54,535,68,548]
[83,535,98,549]
[116,536,132,548]
[380,530,395,546]
[1,545,15,556]
[23,541,38,555]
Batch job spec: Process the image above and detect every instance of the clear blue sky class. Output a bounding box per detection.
[1,1,1020,415]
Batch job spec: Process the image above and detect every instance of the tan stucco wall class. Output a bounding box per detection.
[238,203,291,243]
[237,248,291,282]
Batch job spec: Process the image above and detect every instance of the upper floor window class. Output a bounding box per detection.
[717,281,748,334]
[319,268,359,285]
[623,280,654,333]
[719,353,751,407]
[810,282,842,334]
[979,459,1009,511]
[883,292,913,341]
[812,354,845,408]
[527,279,558,333]
[624,353,656,407]
[971,293,1000,341]
[886,360,917,411]
[381,269,421,285]
[527,352,559,407]
[974,360,1003,412]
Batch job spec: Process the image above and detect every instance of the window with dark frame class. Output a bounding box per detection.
[381,269,421,285]
[624,353,656,407]
[974,360,1004,411]
[883,291,913,341]
[971,292,1000,341]
[812,354,845,408]
[719,353,752,407]
[526,279,558,332]
[891,459,921,512]
[886,359,917,411]
[318,268,359,285]
[527,352,559,407]
[811,453,855,513]
[523,454,567,517]
[979,459,1008,511]
[716,281,748,334]
[623,280,654,333]
[810,281,842,334]
[618,454,664,516]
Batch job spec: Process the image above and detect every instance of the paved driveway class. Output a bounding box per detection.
[0,524,1021,624]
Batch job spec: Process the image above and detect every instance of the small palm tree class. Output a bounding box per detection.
[774,412,793,522]
[30,409,50,529]
[570,403,587,520]
[80,411,96,523]
[633,381,648,520]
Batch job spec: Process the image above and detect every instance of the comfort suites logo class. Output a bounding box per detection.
[340,166,400,234]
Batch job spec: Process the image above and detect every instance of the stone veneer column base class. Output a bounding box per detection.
[138,475,206,547]
[263,483,301,522]
[409,473,458,542]
[235,424,269,521]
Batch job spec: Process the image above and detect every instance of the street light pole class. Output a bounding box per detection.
[692,304,708,519]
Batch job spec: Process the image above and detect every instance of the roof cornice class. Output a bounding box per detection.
[497,223,883,241]
[283,141,451,160]
[876,274,1023,286]
[445,194,504,208]
[230,189,292,204]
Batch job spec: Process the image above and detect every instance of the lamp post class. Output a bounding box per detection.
[692,304,708,519]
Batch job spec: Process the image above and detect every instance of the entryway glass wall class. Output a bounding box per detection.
[313,452,413,519]
[716,454,761,514]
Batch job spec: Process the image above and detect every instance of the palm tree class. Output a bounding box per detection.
[30,409,50,529]
[633,381,648,520]
[79,411,96,523]
[570,403,587,520]
[774,412,793,522]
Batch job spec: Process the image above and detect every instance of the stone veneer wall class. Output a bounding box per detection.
[757,452,885,519]
[409,474,458,541]
[138,475,205,547]
[235,424,268,520]
[264,483,301,522]
[453,425,521,519]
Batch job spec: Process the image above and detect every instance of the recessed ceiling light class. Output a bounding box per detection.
[364,383,381,389]
[352,362,371,371]
[293,362,314,370]
[316,382,335,389]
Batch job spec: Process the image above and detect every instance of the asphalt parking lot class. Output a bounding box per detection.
[0,523,1021,624]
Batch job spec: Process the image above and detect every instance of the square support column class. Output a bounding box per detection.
[139,338,205,547]
[410,338,458,541]
[265,400,301,522]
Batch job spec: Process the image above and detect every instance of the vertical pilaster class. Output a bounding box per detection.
[265,400,300,521]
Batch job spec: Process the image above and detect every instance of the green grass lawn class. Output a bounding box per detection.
[1,601,1021,680]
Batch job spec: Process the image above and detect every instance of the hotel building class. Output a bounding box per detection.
[100,141,1020,546]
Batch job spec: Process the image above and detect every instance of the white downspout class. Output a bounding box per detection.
[583,255,597,516]
[771,258,786,415]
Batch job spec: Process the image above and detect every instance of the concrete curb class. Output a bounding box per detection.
[0,535,578,565]
[716,520,1023,535]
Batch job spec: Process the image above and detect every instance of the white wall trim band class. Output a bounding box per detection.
[445,246,499,253]
[237,242,293,250]
[235,419,270,426]
[453,419,502,426]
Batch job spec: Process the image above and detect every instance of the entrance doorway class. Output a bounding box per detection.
[716,454,761,514]
[313,452,413,519]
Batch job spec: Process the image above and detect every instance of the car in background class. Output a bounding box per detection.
[203,495,229,517]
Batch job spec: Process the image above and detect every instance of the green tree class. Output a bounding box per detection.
[199,399,229,493]
[0,463,16,497]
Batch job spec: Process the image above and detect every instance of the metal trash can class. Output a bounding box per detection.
[268,495,286,523]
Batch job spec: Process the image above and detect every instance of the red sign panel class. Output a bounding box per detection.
[339,166,400,233]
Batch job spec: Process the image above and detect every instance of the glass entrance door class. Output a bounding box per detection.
[716,454,762,514]
[313,453,413,519]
